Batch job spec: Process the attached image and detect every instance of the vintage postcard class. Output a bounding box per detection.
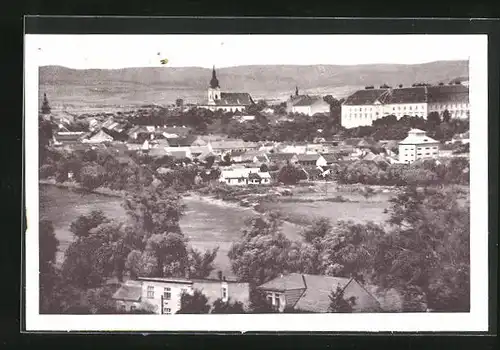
[24,31,489,332]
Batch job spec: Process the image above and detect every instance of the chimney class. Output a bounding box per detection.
[218,270,223,281]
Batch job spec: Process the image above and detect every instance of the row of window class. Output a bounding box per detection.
[392,105,425,111]
[147,286,188,300]
[431,103,469,109]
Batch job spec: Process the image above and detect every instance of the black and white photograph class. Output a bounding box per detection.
[24,29,489,332]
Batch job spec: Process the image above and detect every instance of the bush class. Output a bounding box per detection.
[39,164,57,179]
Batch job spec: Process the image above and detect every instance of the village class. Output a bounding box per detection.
[38,66,471,315]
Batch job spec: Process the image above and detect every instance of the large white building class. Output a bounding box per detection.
[341,84,469,128]
[398,128,440,164]
[199,66,255,113]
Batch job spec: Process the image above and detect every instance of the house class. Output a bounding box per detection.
[199,66,255,113]
[279,143,308,155]
[286,87,330,116]
[236,150,270,164]
[112,276,250,314]
[164,147,193,159]
[167,135,205,147]
[450,131,470,144]
[257,273,382,313]
[190,144,214,158]
[219,168,272,186]
[321,153,340,165]
[398,129,440,164]
[267,153,299,167]
[209,139,259,156]
[53,131,86,146]
[236,115,256,123]
[155,126,192,139]
[296,154,327,167]
[82,129,114,144]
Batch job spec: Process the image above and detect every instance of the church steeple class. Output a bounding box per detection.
[210,65,220,89]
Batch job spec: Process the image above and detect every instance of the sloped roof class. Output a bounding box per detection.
[167,135,199,147]
[148,147,169,157]
[343,89,389,106]
[258,273,377,313]
[399,129,439,145]
[267,153,297,162]
[112,281,142,302]
[169,150,189,159]
[381,87,427,104]
[214,92,254,106]
[292,95,326,107]
[321,153,339,162]
[427,85,469,103]
[296,154,322,162]
[210,140,257,150]
[54,132,85,143]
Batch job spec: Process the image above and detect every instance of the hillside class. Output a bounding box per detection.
[39,61,468,111]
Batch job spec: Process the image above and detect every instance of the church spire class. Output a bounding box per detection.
[210,65,220,89]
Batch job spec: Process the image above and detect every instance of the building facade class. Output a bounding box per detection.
[112,276,250,314]
[341,84,470,128]
[398,129,440,164]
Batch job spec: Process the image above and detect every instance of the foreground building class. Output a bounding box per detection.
[257,273,382,313]
[219,168,271,186]
[341,84,469,128]
[398,128,440,164]
[112,276,250,314]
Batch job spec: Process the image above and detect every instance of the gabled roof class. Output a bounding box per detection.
[210,140,257,150]
[321,153,339,163]
[112,280,142,302]
[343,89,390,106]
[214,92,254,106]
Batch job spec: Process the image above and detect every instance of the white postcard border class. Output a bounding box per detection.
[24,34,489,332]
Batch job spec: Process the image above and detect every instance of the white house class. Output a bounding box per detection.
[286,91,330,116]
[427,85,470,119]
[219,168,271,186]
[296,154,327,167]
[398,129,440,164]
[112,276,250,314]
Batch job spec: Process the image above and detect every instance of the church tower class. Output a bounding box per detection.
[208,66,221,104]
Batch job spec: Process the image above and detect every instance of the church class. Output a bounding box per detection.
[199,66,255,113]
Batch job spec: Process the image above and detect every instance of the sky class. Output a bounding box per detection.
[27,34,474,69]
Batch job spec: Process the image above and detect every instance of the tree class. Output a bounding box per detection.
[187,247,219,279]
[211,298,246,314]
[123,185,186,238]
[204,155,215,168]
[259,163,269,172]
[301,217,332,243]
[79,164,106,191]
[220,153,232,166]
[177,289,211,314]
[145,232,189,277]
[277,164,307,185]
[70,210,109,238]
[175,98,184,107]
[328,286,355,312]
[228,213,297,285]
[426,112,441,129]
[39,220,59,272]
[41,93,51,114]
[442,109,451,123]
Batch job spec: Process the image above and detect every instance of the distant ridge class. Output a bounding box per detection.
[39,61,468,108]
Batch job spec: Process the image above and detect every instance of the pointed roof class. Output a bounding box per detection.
[210,65,220,89]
